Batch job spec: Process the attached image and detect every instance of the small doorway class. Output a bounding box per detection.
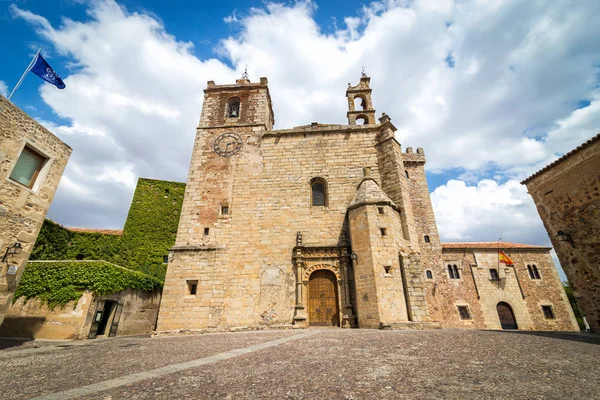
[88,300,123,339]
[497,302,518,330]
[308,270,339,327]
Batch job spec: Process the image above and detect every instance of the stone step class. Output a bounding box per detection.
[379,321,442,330]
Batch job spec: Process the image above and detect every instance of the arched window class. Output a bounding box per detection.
[527,265,534,279]
[453,265,460,279]
[424,235,430,243]
[311,178,327,207]
[448,264,460,279]
[426,270,433,279]
[354,95,366,111]
[227,97,240,118]
[533,265,541,279]
[355,115,369,125]
[405,170,409,179]
[528,264,541,280]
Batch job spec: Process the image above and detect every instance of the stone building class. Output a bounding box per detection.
[0,95,71,327]
[521,133,600,333]
[156,75,578,332]
[0,261,161,340]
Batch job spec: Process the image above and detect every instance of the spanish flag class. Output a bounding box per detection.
[499,251,514,265]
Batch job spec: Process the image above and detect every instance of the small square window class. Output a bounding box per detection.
[378,207,384,215]
[490,269,499,280]
[384,265,392,274]
[380,228,387,236]
[187,280,198,296]
[542,305,555,319]
[9,145,47,188]
[457,306,471,320]
[204,227,210,236]
[221,205,229,215]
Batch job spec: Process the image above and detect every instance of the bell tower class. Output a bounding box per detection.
[158,73,275,331]
[200,73,274,130]
[346,72,376,125]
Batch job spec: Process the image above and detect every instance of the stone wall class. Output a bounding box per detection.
[0,288,161,339]
[159,124,391,330]
[426,246,578,331]
[522,134,600,332]
[0,95,71,327]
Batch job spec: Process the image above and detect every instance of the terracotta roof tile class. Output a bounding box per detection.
[442,242,551,250]
[66,227,123,235]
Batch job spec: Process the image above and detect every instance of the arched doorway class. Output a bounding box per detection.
[497,302,518,330]
[308,270,339,326]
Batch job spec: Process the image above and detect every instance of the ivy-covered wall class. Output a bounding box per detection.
[14,261,162,309]
[29,178,186,280]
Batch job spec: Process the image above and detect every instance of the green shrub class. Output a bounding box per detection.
[14,261,162,309]
[29,178,185,281]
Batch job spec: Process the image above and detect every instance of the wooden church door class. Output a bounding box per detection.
[308,270,339,326]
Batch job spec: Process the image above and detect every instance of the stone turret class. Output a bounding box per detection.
[347,172,410,328]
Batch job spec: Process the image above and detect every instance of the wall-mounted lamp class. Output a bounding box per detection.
[556,231,575,247]
[163,255,169,264]
[2,242,22,262]
[350,252,358,262]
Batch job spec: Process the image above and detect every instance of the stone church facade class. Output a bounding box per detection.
[157,75,578,332]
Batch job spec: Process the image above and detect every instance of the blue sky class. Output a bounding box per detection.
[1,0,600,280]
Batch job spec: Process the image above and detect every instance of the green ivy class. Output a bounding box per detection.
[29,178,185,280]
[14,261,162,309]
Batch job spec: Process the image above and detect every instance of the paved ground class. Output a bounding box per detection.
[0,329,598,400]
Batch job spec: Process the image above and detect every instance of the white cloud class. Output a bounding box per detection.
[0,80,8,97]
[11,1,237,228]
[431,178,568,279]
[431,179,546,243]
[9,0,600,238]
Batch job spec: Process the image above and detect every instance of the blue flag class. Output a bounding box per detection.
[29,53,66,89]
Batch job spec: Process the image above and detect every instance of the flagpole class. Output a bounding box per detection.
[7,49,41,101]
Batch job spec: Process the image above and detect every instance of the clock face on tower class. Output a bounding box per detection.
[213,132,243,157]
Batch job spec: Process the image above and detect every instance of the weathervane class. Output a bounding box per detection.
[241,64,249,80]
[361,66,366,77]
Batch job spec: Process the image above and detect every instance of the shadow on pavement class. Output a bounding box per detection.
[0,337,35,350]
[493,329,600,345]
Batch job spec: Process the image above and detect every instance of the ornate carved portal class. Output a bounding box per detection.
[293,233,356,328]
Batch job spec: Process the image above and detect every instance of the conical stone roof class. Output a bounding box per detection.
[348,177,397,210]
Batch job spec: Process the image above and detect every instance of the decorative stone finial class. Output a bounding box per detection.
[296,231,303,246]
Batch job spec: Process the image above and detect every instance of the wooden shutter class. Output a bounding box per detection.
[88,300,105,339]
[108,302,124,337]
